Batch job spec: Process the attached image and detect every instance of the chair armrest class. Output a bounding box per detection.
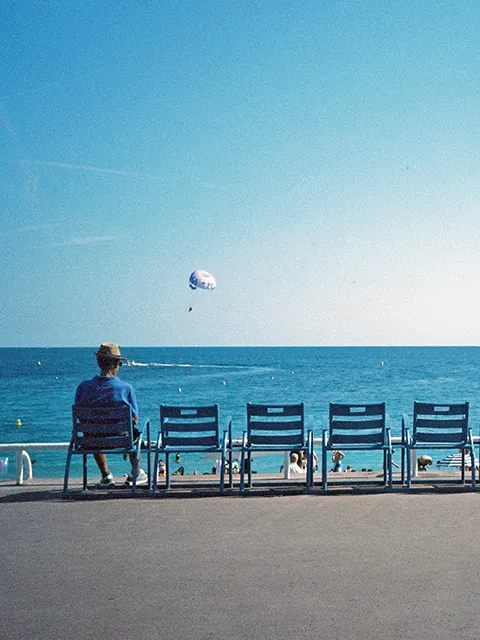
[241,430,247,448]
[322,429,329,448]
[403,427,412,446]
[467,427,475,449]
[142,418,151,446]
[386,427,392,450]
[306,430,314,459]
[223,416,233,449]
[401,414,411,443]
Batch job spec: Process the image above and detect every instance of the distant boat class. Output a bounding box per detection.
[436,453,479,469]
[126,360,148,367]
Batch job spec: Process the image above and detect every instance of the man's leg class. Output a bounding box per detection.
[129,427,141,475]
[129,452,141,473]
[94,453,110,477]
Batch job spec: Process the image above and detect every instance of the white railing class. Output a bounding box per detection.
[1,435,473,486]
[0,443,70,485]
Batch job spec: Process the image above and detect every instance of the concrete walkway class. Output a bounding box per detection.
[1,480,479,640]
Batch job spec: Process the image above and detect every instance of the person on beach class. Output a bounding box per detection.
[288,453,305,474]
[332,450,345,472]
[294,449,319,472]
[417,455,433,472]
[74,343,148,487]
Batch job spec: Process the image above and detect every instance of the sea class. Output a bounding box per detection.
[1,346,480,481]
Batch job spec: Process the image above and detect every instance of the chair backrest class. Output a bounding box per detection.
[412,402,469,446]
[329,402,386,447]
[160,404,220,449]
[246,403,305,448]
[72,405,134,451]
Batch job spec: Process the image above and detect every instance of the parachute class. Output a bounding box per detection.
[189,269,217,291]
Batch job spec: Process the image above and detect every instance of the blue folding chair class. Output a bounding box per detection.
[402,401,475,489]
[240,403,314,492]
[322,402,392,491]
[63,405,147,497]
[152,404,231,493]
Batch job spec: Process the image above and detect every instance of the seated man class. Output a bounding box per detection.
[74,342,147,487]
[288,453,305,474]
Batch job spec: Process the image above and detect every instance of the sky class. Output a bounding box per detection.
[1,0,480,347]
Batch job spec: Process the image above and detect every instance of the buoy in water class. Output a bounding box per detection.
[178,387,182,392]
[37,361,41,366]
[222,380,226,385]
[16,419,22,427]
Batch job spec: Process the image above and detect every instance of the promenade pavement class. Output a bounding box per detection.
[1,478,479,640]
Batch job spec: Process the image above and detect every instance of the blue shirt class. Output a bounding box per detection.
[74,376,138,418]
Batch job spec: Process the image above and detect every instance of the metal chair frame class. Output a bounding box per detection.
[63,405,146,497]
[402,401,475,490]
[240,403,314,492]
[152,404,231,493]
[322,402,393,491]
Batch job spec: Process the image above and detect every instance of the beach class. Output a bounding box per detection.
[1,480,479,640]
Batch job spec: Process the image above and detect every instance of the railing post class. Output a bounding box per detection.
[16,449,24,485]
[411,449,418,478]
[14,449,33,485]
[23,450,33,481]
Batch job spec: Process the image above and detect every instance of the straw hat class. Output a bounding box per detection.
[94,343,126,361]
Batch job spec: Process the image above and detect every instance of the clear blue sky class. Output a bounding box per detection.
[1,1,479,347]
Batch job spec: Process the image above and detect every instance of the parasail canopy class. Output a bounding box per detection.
[189,269,217,291]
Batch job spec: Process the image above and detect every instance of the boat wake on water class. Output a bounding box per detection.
[127,361,272,372]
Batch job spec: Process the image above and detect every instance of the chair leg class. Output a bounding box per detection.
[166,453,171,489]
[305,450,310,491]
[307,454,313,491]
[406,446,411,490]
[240,448,246,493]
[63,449,73,498]
[220,452,225,493]
[322,446,327,491]
[83,455,88,491]
[307,439,313,490]
[470,448,476,490]
[147,448,151,490]
[131,445,140,494]
[388,451,393,489]
[152,449,159,494]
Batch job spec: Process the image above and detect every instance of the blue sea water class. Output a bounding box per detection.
[1,346,480,480]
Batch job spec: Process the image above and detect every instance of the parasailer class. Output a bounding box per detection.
[188,270,216,312]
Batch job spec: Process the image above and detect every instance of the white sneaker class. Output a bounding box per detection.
[125,468,148,487]
[98,473,115,487]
